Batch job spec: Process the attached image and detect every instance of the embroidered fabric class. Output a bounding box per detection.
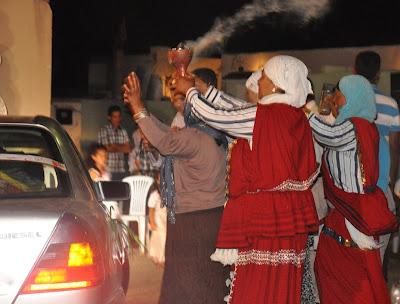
[236,248,306,267]
[225,266,237,304]
[301,237,316,304]
[247,169,319,194]
[223,271,236,303]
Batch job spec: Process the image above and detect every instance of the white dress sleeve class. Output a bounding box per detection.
[147,190,161,208]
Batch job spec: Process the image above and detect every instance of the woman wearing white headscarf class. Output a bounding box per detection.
[175,55,319,304]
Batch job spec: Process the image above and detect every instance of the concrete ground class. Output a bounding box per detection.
[124,240,400,304]
[125,252,163,304]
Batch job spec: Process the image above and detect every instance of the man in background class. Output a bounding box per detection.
[354,50,400,262]
[97,105,131,180]
[134,129,162,177]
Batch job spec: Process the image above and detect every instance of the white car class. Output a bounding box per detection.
[0,116,130,304]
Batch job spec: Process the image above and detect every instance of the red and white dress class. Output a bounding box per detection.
[212,103,319,303]
[313,118,398,303]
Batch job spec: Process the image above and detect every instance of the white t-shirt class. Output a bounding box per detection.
[171,112,185,129]
[147,190,161,208]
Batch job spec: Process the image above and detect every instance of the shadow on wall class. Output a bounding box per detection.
[0,9,19,115]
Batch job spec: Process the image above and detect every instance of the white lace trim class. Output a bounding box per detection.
[247,168,319,193]
[236,249,306,267]
[210,248,238,266]
[225,266,237,303]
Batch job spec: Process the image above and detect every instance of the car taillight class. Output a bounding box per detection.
[20,214,104,294]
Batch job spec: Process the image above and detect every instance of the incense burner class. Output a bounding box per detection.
[168,43,193,78]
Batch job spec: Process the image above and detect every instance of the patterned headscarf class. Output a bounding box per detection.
[260,55,313,108]
[335,75,376,124]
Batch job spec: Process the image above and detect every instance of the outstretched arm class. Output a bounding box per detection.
[186,87,256,140]
[203,86,248,109]
[172,76,256,139]
[308,113,356,150]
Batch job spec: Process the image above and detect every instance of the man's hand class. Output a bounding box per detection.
[174,75,195,96]
[123,72,145,114]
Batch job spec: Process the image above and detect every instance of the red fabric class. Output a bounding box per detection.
[321,118,398,236]
[227,138,252,198]
[250,104,317,191]
[230,235,307,304]
[216,104,319,303]
[217,104,319,249]
[228,103,317,195]
[316,211,390,304]
[316,118,396,304]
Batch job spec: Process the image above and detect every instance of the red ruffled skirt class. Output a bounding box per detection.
[217,190,319,248]
[217,190,318,304]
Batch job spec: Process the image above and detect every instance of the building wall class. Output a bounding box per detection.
[0,0,52,116]
[88,47,222,101]
[222,45,400,74]
[222,44,400,96]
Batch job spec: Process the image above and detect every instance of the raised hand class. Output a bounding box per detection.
[122,72,145,114]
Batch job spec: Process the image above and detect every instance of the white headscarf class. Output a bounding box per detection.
[245,70,261,94]
[260,55,313,108]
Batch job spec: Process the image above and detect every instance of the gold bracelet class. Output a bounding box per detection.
[133,109,149,123]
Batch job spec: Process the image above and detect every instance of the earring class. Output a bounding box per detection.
[272,87,277,93]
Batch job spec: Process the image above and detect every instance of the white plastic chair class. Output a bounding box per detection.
[121,175,154,254]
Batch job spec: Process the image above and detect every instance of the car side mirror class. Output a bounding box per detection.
[97,181,130,201]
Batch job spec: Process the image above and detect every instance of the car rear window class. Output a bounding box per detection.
[0,126,70,198]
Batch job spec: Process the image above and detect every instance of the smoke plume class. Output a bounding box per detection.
[188,0,330,56]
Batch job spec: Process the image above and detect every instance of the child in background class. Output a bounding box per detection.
[87,143,111,182]
[87,143,121,218]
[147,173,167,266]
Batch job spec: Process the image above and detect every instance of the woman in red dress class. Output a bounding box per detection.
[184,56,320,303]
[310,75,398,303]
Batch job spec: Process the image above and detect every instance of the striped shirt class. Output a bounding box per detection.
[187,86,256,140]
[97,124,129,173]
[308,114,363,194]
[373,85,400,140]
[186,86,364,194]
[372,85,400,189]
[134,140,162,175]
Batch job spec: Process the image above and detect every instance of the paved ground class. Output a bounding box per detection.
[125,240,400,303]
[125,252,163,304]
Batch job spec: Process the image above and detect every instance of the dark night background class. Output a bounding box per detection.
[50,0,400,97]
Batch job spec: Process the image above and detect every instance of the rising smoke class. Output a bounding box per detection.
[188,0,330,56]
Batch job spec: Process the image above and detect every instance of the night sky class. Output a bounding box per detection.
[50,0,400,97]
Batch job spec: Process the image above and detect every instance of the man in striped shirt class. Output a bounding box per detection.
[355,51,400,261]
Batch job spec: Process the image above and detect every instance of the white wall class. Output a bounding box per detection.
[221,45,400,98]
[222,45,400,76]
[0,0,52,116]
